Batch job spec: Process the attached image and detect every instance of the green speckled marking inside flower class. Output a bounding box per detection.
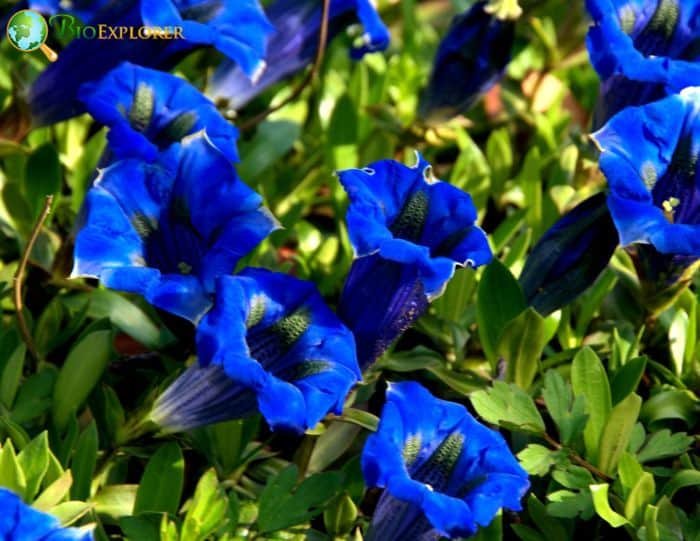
[389,190,429,243]
[161,112,198,143]
[246,295,266,328]
[270,307,311,349]
[619,6,636,35]
[132,213,158,240]
[411,432,464,491]
[642,162,658,191]
[646,0,679,41]
[129,83,155,132]
[402,435,422,466]
[284,360,331,381]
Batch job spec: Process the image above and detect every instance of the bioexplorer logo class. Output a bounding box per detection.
[6,9,184,62]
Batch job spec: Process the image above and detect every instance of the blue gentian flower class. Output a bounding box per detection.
[29,0,112,22]
[591,87,700,256]
[519,193,619,316]
[29,0,273,126]
[208,0,390,110]
[0,487,93,541]
[72,132,278,322]
[418,1,515,124]
[587,0,700,123]
[337,155,492,369]
[79,62,239,163]
[151,268,361,434]
[362,381,529,540]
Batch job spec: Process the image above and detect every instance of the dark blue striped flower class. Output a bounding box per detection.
[337,155,491,369]
[151,268,361,434]
[29,0,272,126]
[587,0,700,123]
[208,0,390,110]
[72,132,278,322]
[0,488,93,541]
[591,87,700,256]
[418,1,515,125]
[79,62,239,163]
[362,382,529,540]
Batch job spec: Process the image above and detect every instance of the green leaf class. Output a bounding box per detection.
[571,347,611,464]
[70,421,98,500]
[598,393,642,476]
[500,308,546,390]
[257,464,343,533]
[11,368,56,425]
[93,484,137,520]
[610,356,647,405]
[542,369,588,445]
[525,494,568,540]
[618,452,644,500]
[517,444,556,476]
[470,381,545,435]
[308,421,361,475]
[636,429,693,463]
[323,493,357,536]
[134,442,184,516]
[0,439,26,496]
[1,343,25,409]
[476,260,527,365]
[50,501,92,526]
[640,390,699,429]
[34,470,72,511]
[182,469,229,541]
[17,431,49,501]
[238,120,301,182]
[486,127,513,194]
[590,484,629,528]
[82,290,164,349]
[52,329,113,431]
[660,469,700,500]
[624,471,655,526]
[25,143,61,220]
[119,516,159,541]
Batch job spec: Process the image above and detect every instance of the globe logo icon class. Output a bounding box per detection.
[6,9,57,61]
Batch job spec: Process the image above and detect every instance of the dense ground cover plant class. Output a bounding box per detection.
[0,0,697,539]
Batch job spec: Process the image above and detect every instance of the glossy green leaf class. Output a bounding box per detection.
[598,393,642,476]
[500,307,546,389]
[590,484,629,528]
[134,442,184,515]
[542,369,588,445]
[470,381,545,435]
[476,260,527,365]
[257,464,343,533]
[52,329,112,431]
[571,347,611,464]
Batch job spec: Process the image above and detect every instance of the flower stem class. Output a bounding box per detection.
[543,432,612,482]
[13,194,53,367]
[239,0,331,131]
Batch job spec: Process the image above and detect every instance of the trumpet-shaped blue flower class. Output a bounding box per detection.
[208,0,390,110]
[151,268,361,434]
[79,62,239,163]
[587,0,700,122]
[591,87,700,256]
[29,0,112,22]
[72,132,277,322]
[0,488,93,541]
[337,155,491,368]
[418,1,515,124]
[362,382,529,540]
[29,0,273,126]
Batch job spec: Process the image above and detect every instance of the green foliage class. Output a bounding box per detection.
[0,1,698,540]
